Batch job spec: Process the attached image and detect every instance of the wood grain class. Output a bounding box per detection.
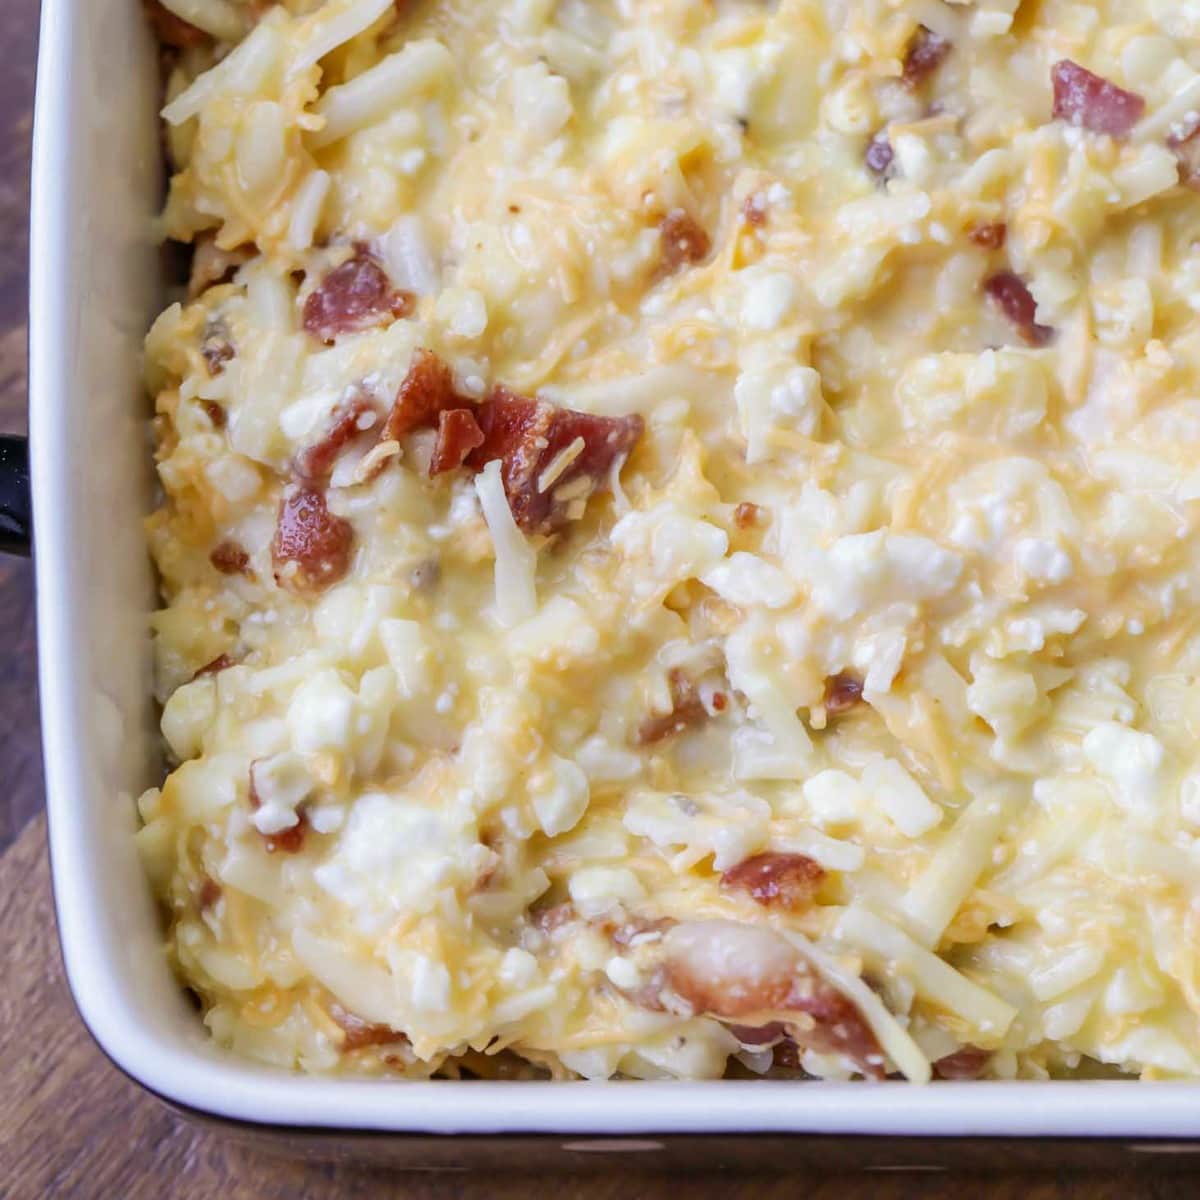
[0,0,39,857]
[0,0,1193,1195]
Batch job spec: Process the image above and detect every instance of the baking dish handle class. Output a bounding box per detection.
[0,434,31,556]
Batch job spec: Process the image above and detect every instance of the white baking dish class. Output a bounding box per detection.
[27,0,1200,1164]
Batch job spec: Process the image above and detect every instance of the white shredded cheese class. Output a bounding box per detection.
[475,460,538,627]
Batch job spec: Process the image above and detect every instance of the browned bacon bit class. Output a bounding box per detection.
[210,540,251,576]
[984,271,1054,347]
[663,921,804,1018]
[294,394,378,481]
[193,653,236,680]
[198,877,222,911]
[247,765,309,854]
[1168,124,1200,191]
[967,221,1007,250]
[271,486,354,594]
[632,668,709,746]
[865,133,895,179]
[188,235,251,300]
[661,921,886,1078]
[201,341,234,376]
[200,321,235,376]
[144,0,209,48]
[788,983,887,1079]
[742,193,768,228]
[429,408,485,476]
[329,1002,407,1051]
[1051,60,1144,139]
[609,915,674,947]
[658,208,712,276]
[381,348,461,443]
[824,671,864,716]
[771,1038,805,1071]
[200,399,227,428]
[734,501,760,529]
[263,817,307,854]
[466,387,644,535]
[302,249,415,344]
[933,1045,993,1080]
[902,25,950,88]
[720,853,825,912]
[530,902,577,935]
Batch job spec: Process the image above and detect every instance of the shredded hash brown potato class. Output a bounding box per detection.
[140,0,1200,1082]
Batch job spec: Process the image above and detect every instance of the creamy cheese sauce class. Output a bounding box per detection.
[140,0,1200,1081]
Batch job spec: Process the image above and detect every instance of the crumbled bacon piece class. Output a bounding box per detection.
[865,133,895,179]
[294,394,378,481]
[302,249,415,344]
[933,1045,993,1080]
[144,0,208,48]
[429,408,485,476]
[632,668,709,746]
[1168,123,1200,191]
[247,765,309,854]
[381,357,643,519]
[984,272,1051,348]
[531,902,577,935]
[661,921,886,1078]
[824,671,864,715]
[658,208,711,276]
[264,819,307,854]
[198,877,221,911]
[984,271,1054,347]
[467,387,644,535]
[200,399,227,428]
[209,540,250,576]
[611,924,891,1080]
[200,321,235,375]
[192,653,236,680]
[188,235,251,300]
[734,501,760,529]
[721,853,825,911]
[271,487,354,594]
[771,1038,805,1071]
[201,342,234,376]
[381,348,462,443]
[788,983,886,1079]
[1051,60,1144,139]
[329,1002,407,1051]
[902,25,950,87]
[967,221,1007,250]
[663,921,805,1019]
[608,915,674,947]
[742,193,768,228]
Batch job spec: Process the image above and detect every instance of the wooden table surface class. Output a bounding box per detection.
[0,4,1194,1197]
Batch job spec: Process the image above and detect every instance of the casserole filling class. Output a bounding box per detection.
[138,0,1200,1082]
